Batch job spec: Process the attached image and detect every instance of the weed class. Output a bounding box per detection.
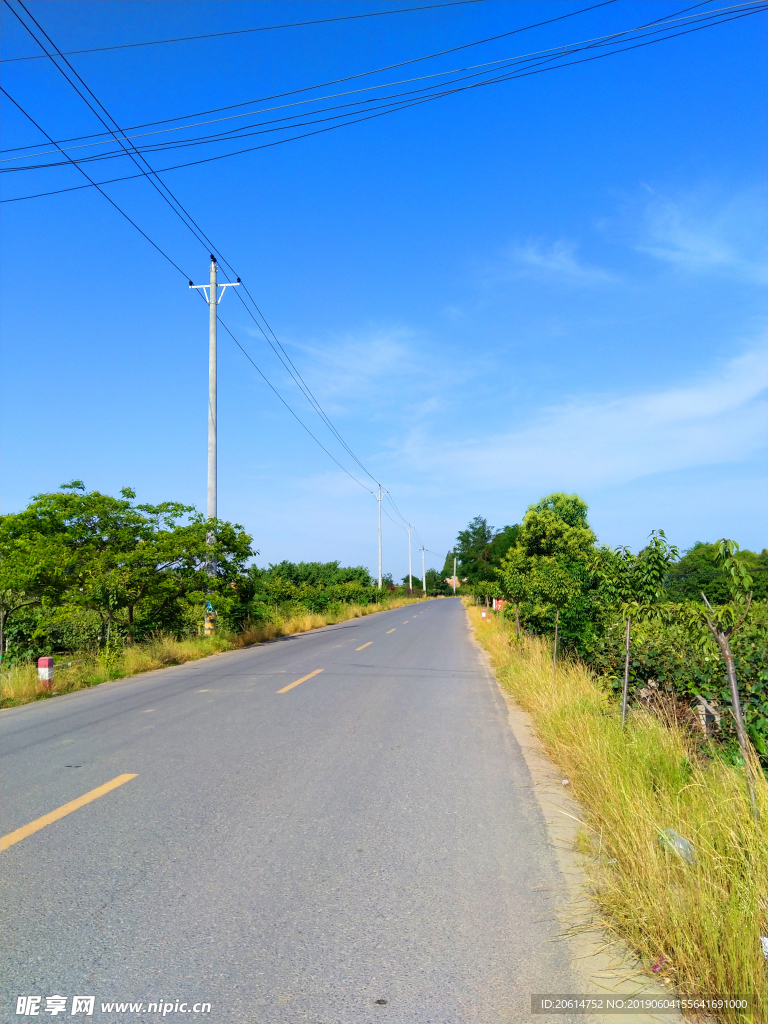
[469,606,767,1024]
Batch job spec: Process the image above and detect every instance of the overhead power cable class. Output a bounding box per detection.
[1,0,618,153]
[4,2,754,549]
[0,85,190,278]
[4,0,226,265]
[1,75,362,494]
[0,0,494,63]
[2,2,415,524]
[0,1,711,164]
[4,0,401,495]
[215,313,377,496]
[4,2,763,202]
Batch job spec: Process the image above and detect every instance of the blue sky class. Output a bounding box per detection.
[1,0,765,579]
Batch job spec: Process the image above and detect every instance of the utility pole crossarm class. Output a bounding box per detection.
[188,280,240,303]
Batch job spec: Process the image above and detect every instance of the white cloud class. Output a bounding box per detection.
[636,190,766,282]
[285,326,417,403]
[405,347,767,491]
[491,239,618,286]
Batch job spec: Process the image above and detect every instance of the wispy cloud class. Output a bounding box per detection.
[270,325,465,422]
[488,239,618,286]
[406,347,767,491]
[636,189,767,282]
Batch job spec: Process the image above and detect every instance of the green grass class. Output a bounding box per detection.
[469,605,768,1024]
[0,596,424,708]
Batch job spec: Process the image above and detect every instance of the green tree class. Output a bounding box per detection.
[518,493,596,561]
[1,484,253,648]
[667,542,767,603]
[594,531,679,725]
[528,559,582,674]
[0,528,72,661]
[444,517,521,585]
[679,540,759,816]
[472,579,501,607]
[495,547,530,638]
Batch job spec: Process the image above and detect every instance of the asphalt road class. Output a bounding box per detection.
[1,598,583,1023]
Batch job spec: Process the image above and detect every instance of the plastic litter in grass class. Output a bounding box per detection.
[659,828,696,865]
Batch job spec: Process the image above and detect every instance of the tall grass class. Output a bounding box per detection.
[469,606,767,1024]
[1,596,423,708]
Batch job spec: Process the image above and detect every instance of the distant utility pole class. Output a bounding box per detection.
[377,485,382,590]
[407,525,413,593]
[421,546,426,595]
[189,256,240,527]
[453,556,457,595]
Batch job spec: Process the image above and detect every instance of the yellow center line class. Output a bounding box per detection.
[356,642,373,651]
[1,773,138,852]
[386,628,396,634]
[277,668,323,694]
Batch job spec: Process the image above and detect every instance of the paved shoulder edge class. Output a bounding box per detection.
[463,607,679,1023]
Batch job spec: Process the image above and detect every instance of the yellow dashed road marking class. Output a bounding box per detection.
[277,669,323,694]
[1,774,138,852]
[356,642,373,651]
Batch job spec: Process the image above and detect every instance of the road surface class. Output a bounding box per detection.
[2,598,584,1023]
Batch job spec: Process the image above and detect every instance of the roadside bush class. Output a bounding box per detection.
[584,606,768,761]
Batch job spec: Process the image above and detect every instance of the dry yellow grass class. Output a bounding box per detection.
[0,596,424,708]
[469,606,767,1024]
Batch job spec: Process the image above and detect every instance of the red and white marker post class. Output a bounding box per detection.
[37,656,54,691]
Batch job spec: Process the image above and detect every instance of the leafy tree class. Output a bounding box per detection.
[487,524,521,565]
[1,485,252,649]
[667,542,767,603]
[679,540,759,814]
[0,528,72,660]
[264,560,372,588]
[444,517,521,585]
[472,579,501,606]
[518,493,596,561]
[527,559,582,674]
[495,547,530,638]
[424,568,449,595]
[594,531,679,724]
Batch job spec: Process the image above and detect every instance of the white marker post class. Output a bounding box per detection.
[37,656,54,691]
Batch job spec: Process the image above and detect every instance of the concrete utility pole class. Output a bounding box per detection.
[421,546,426,594]
[407,525,413,593]
[189,257,240,526]
[453,556,457,595]
[377,485,382,590]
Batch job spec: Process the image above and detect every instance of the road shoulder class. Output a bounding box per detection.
[465,611,681,1024]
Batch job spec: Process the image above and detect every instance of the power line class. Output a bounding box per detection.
[5,0,221,264]
[1,6,425,541]
[0,85,190,279]
[0,81,385,505]
[14,0,401,501]
[215,312,378,496]
[4,0,391,495]
[4,3,752,555]
[0,0,494,63]
[4,3,762,202]
[1,0,619,151]
[3,0,719,163]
